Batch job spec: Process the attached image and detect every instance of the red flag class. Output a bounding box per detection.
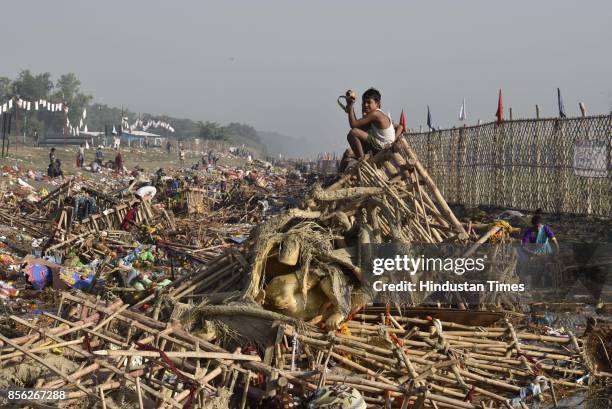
[495,89,504,123]
[399,109,407,133]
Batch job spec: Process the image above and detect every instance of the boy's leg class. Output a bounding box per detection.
[347,128,369,158]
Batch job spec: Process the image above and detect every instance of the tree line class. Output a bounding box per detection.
[0,70,266,152]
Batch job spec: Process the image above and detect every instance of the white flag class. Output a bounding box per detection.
[27,101,31,111]
[35,102,39,110]
[57,103,63,110]
[1,103,6,112]
[9,99,13,109]
[82,108,86,119]
[459,99,467,121]
[84,125,88,133]
[41,100,46,107]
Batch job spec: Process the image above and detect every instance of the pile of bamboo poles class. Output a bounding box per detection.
[267,306,608,408]
[315,137,472,244]
[0,293,275,409]
[2,294,607,409]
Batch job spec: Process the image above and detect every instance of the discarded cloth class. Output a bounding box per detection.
[307,384,366,409]
[26,264,52,290]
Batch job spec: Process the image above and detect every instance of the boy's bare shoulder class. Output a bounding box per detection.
[369,109,389,126]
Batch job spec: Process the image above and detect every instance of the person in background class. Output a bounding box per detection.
[112,130,120,150]
[49,147,56,166]
[77,143,85,167]
[114,151,124,174]
[522,209,559,255]
[95,146,104,166]
[154,168,165,187]
[121,202,140,230]
[91,160,100,173]
[49,159,63,178]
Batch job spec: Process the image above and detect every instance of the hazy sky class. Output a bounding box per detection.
[3,0,611,156]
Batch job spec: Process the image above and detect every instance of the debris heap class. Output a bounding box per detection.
[0,140,609,408]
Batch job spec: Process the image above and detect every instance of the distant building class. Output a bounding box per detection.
[120,130,163,148]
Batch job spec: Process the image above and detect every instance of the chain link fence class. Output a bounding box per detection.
[407,115,611,217]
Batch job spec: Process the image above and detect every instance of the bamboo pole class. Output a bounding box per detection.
[92,349,261,361]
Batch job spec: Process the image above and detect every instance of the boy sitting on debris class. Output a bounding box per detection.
[339,88,404,172]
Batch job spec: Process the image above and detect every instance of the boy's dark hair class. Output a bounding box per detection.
[362,88,381,105]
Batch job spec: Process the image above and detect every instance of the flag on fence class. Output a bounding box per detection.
[557,88,567,118]
[495,89,504,123]
[427,106,433,130]
[459,99,467,121]
[399,109,407,132]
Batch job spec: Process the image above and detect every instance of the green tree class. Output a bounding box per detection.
[10,70,54,137]
[0,77,12,102]
[12,70,53,101]
[224,122,260,142]
[51,73,92,133]
[198,121,224,140]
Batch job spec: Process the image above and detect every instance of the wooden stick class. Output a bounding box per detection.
[99,387,107,409]
[239,371,250,409]
[136,377,145,409]
[0,332,96,400]
[93,349,261,361]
